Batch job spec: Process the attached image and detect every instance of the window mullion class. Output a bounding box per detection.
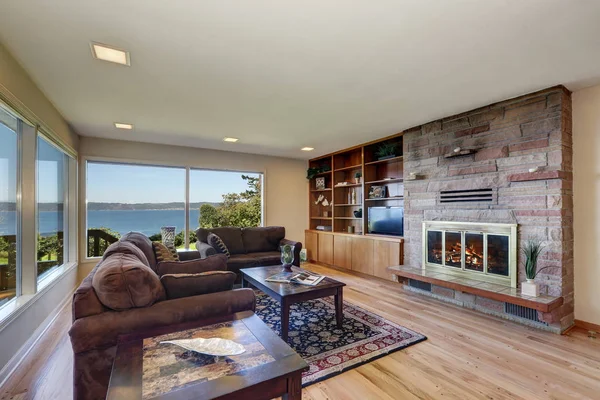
[19,124,37,294]
[185,167,190,249]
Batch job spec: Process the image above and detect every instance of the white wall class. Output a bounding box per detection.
[78,137,309,277]
[573,83,600,326]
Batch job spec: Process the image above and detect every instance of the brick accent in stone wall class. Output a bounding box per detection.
[403,86,574,331]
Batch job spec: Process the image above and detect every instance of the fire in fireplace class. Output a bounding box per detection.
[423,221,517,287]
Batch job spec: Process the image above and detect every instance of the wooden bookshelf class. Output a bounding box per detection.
[307,133,404,236]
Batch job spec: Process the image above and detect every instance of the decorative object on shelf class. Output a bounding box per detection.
[521,239,546,297]
[347,226,355,234]
[307,165,331,180]
[316,225,333,231]
[161,338,245,359]
[354,172,362,184]
[529,167,542,173]
[335,182,349,187]
[281,244,295,272]
[406,172,424,181]
[160,226,176,248]
[375,142,398,161]
[368,185,387,199]
[444,147,478,158]
[353,208,362,218]
[351,188,357,204]
[315,177,326,190]
[323,211,329,218]
[314,194,330,206]
[300,248,308,263]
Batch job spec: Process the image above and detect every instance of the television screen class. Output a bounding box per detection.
[368,206,404,236]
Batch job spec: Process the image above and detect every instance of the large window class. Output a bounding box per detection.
[85,162,263,256]
[0,108,19,307]
[86,162,186,257]
[37,136,71,281]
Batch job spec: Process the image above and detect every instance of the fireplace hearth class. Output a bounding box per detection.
[423,221,517,287]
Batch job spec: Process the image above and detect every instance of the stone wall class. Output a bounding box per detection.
[403,86,574,330]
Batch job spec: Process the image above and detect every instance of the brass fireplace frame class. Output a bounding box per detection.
[422,221,518,288]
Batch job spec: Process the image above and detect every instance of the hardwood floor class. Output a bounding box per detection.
[1,263,599,400]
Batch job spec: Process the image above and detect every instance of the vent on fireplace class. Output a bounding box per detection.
[439,188,495,204]
[504,303,546,324]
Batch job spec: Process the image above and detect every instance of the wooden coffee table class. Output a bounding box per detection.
[106,311,308,400]
[240,266,346,341]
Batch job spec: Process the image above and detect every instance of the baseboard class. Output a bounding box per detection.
[575,319,600,332]
[0,287,75,388]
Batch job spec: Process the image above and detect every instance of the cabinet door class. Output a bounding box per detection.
[373,240,401,281]
[334,235,352,269]
[305,231,318,262]
[351,237,374,275]
[318,233,334,265]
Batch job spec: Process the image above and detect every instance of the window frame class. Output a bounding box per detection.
[82,157,265,261]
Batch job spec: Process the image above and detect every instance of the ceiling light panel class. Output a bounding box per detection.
[115,122,133,129]
[301,147,314,151]
[91,42,130,66]
[223,137,239,142]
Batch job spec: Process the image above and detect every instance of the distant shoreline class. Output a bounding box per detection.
[1,202,221,213]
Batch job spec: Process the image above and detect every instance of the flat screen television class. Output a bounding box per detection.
[368,206,404,236]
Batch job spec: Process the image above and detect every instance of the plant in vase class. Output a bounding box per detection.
[375,142,397,161]
[354,171,362,184]
[281,244,295,272]
[521,239,547,297]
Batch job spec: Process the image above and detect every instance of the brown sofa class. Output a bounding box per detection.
[69,232,256,400]
[195,226,302,276]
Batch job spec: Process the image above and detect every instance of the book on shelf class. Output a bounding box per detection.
[265,271,326,286]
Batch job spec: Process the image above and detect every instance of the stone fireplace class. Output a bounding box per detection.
[423,221,517,287]
[402,86,574,332]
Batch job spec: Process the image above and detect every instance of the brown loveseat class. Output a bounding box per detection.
[195,226,302,276]
[69,232,256,400]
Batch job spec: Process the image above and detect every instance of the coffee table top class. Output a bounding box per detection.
[240,265,345,300]
[106,311,308,400]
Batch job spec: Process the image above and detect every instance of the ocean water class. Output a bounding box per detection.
[0,210,201,237]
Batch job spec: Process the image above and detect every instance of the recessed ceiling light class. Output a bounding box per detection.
[223,137,239,142]
[301,147,315,151]
[115,122,133,130]
[91,42,130,66]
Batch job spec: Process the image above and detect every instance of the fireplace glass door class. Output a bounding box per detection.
[423,221,516,287]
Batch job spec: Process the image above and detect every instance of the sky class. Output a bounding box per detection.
[87,162,261,204]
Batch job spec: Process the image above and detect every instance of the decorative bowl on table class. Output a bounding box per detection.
[160,338,246,357]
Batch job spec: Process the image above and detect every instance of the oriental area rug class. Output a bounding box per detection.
[254,291,427,386]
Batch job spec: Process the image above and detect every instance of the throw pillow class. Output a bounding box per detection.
[207,233,231,258]
[160,271,237,299]
[156,254,228,276]
[92,253,166,310]
[152,241,179,263]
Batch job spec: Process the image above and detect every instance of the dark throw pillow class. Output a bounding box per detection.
[207,233,231,258]
[153,241,179,263]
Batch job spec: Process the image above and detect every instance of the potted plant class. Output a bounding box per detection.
[375,142,398,161]
[354,171,362,184]
[521,239,546,297]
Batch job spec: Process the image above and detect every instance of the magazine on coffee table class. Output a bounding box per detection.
[265,271,325,286]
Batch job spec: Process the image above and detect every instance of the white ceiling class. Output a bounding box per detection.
[1,1,600,160]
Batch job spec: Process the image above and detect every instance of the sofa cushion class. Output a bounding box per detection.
[248,251,282,266]
[157,254,228,276]
[92,253,165,311]
[241,226,285,253]
[102,240,149,267]
[160,271,237,299]
[207,233,231,258]
[152,241,179,262]
[196,227,245,255]
[120,232,158,271]
[227,254,259,274]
